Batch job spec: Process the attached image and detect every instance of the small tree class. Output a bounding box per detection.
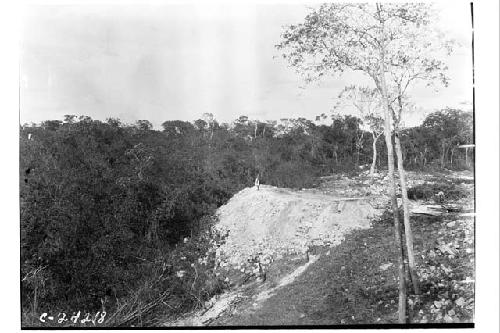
[422,109,473,168]
[334,86,384,176]
[162,120,195,136]
[364,114,384,175]
[232,115,253,139]
[202,113,216,142]
[63,114,77,124]
[135,120,153,131]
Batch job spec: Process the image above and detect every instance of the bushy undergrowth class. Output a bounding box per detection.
[23,216,229,328]
[407,180,472,202]
[104,218,229,327]
[265,160,319,189]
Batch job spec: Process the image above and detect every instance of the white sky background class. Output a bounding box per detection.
[20,1,473,129]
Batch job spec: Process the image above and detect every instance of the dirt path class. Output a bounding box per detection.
[167,253,321,327]
[210,250,337,326]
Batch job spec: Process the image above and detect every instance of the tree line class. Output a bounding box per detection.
[20,107,472,323]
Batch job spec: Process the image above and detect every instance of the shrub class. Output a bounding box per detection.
[105,217,228,327]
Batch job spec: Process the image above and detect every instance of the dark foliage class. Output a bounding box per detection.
[400,109,473,170]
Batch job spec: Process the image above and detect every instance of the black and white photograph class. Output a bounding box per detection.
[9,0,498,330]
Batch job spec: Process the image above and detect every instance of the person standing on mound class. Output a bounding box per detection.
[255,174,260,191]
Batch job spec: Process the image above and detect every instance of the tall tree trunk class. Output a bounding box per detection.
[440,142,447,169]
[375,12,407,320]
[381,105,406,324]
[394,133,421,295]
[355,131,363,169]
[356,149,360,169]
[370,132,379,177]
[333,145,338,165]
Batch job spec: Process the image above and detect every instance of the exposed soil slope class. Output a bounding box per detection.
[214,184,380,271]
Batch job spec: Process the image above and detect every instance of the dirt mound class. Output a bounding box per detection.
[213,184,382,273]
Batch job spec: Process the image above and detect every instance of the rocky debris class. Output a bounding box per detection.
[170,251,322,327]
[415,213,475,323]
[410,203,447,216]
[209,183,383,283]
[254,254,320,304]
[409,201,471,217]
[451,170,474,181]
[379,263,393,271]
[169,291,242,327]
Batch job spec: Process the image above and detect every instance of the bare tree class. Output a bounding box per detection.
[334,86,384,176]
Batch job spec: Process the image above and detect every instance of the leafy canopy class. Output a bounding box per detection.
[277,3,455,95]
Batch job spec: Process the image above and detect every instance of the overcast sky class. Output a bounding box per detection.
[20,1,473,129]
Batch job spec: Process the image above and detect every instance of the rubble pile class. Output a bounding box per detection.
[211,183,383,278]
[207,170,470,282]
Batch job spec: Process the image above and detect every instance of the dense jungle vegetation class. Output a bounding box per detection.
[20,108,472,326]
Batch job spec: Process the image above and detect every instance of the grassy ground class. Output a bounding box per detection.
[211,172,475,326]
